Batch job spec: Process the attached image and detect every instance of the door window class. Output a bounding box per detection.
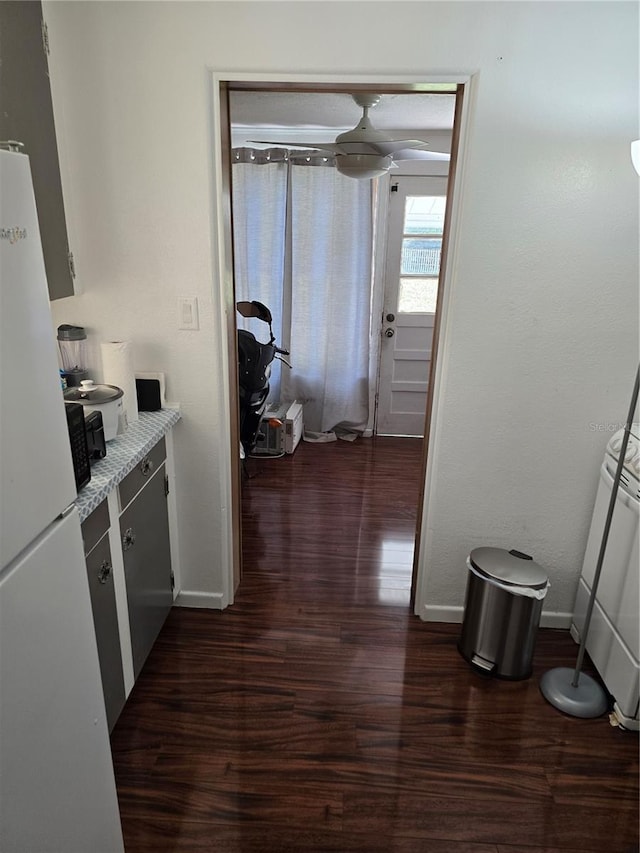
[397,195,446,313]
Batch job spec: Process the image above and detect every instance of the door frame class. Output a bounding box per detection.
[208,72,474,614]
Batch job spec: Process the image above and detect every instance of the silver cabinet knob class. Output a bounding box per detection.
[140,457,154,476]
[122,527,136,550]
[97,560,112,584]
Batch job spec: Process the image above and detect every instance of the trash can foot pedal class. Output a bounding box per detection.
[471,654,495,672]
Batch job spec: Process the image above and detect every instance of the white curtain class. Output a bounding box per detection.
[231,151,288,400]
[231,149,374,433]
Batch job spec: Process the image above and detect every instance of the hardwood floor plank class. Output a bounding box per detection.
[118,816,499,853]
[118,774,344,827]
[341,792,638,851]
[546,757,640,806]
[497,845,639,853]
[154,747,551,804]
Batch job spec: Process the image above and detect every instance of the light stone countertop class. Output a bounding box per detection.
[75,408,181,522]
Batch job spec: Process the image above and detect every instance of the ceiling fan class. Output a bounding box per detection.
[248,93,450,179]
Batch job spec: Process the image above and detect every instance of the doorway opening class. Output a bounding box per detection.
[213,78,466,610]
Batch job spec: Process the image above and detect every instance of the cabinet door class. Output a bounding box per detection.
[120,464,173,679]
[85,533,126,732]
[0,0,74,300]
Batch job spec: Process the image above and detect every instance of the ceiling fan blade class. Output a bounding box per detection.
[391,148,451,161]
[371,139,432,156]
[247,140,345,154]
[244,137,449,163]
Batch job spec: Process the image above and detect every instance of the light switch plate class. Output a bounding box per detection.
[178,296,199,330]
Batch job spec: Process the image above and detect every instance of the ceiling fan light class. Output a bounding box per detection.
[335,153,392,180]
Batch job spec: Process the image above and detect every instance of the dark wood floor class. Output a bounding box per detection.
[111,437,639,853]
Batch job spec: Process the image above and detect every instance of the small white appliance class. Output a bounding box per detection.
[255,400,304,455]
[64,378,126,440]
[0,148,124,850]
[571,423,640,729]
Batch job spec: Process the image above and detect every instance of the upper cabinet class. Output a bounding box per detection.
[0,0,74,300]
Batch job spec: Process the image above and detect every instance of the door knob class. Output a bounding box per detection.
[385,328,395,338]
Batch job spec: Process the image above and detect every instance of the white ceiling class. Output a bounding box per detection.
[229,91,456,148]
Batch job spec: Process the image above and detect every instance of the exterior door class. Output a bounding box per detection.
[376,175,447,436]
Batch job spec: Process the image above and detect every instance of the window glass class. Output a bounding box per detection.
[398,195,445,314]
[401,238,442,275]
[404,196,446,234]
[398,277,439,313]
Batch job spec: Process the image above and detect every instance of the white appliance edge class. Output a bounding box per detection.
[572,441,640,729]
[0,149,123,850]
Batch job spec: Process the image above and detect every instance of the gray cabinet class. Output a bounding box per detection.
[78,426,178,727]
[81,501,126,733]
[119,439,173,680]
[0,0,74,300]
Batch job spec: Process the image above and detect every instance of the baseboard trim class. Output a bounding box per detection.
[422,604,464,623]
[174,590,226,609]
[539,611,573,629]
[420,604,573,630]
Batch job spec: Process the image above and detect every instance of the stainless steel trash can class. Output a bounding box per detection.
[458,547,549,680]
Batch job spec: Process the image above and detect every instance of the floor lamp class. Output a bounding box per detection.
[540,366,639,717]
[540,140,640,718]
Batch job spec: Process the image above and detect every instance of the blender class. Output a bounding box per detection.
[57,324,89,387]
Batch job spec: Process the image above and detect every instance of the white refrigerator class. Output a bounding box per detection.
[0,148,124,851]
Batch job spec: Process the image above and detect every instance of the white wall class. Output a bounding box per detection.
[44,1,639,619]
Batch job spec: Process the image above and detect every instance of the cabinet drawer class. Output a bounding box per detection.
[81,500,110,557]
[118,437,166,511]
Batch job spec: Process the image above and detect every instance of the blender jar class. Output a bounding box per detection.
[57,324,89,387]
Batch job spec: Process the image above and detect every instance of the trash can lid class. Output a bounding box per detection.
[469,547,548,589]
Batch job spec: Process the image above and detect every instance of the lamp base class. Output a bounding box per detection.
[540,667,609,718]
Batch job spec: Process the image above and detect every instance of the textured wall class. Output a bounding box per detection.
[44,1,639,616]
